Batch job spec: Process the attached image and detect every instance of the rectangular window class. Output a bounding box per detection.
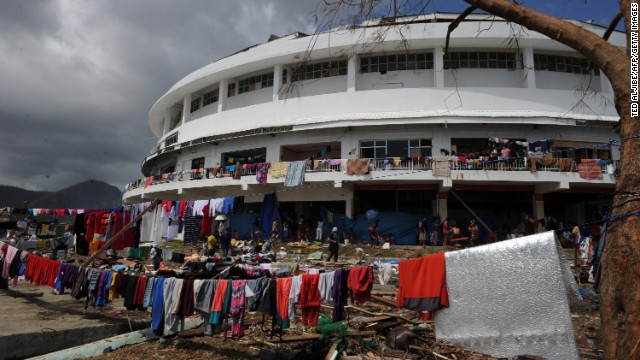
[228,83,236,97]
[290,60,347,82]
[444,51,517,70]
[534,54,599,75]
[165,133,178,147]
[282,69,288,84]
[191,157,205,170]
[190,98,201,113]
[202,88,219,106]
[360,52,433,73]
[221,148,267,166]
[238,71,275,94]
[359,139,432,158]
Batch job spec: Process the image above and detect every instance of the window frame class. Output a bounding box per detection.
[443,51,517,70]
[360,52,434,73]
[191,157,205,170]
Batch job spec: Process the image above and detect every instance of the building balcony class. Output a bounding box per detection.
[123,157,617,204]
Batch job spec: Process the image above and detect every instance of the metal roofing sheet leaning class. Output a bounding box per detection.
[434,231,580,360]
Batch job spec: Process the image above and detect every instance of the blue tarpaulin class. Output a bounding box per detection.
[228,214,257,240]
[260,193,281,237]
[321,210,422,245]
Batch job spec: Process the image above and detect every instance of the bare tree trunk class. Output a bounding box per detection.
[461,1,635,358]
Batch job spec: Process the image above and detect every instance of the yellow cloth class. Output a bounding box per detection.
[41,224,49,231]
[207,235,217,250]
[269,162,290,178]
[230,239,237,247]
[109,273,118,301]
[89,240,101,253]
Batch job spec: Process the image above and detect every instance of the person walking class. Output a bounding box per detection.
[327,233,339,262]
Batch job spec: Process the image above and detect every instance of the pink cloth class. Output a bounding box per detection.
[2,245,18,279]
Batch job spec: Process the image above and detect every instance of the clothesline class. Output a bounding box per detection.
[1,240,377,339]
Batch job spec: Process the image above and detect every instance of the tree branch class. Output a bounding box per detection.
[444,5,478,56]
[603,11,623,41]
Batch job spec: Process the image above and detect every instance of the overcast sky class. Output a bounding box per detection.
[0,0,622,193]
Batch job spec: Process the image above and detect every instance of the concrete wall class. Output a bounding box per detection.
[536,71,602,92]
[358,70,435,90]
[226,86,272,111]
[0,324,119,359]
[287,76,347,98]
[444,68,526,88]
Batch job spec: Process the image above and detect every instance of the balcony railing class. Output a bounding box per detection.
[124,157,618,193]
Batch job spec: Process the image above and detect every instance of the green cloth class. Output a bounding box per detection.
[307,251,324,260]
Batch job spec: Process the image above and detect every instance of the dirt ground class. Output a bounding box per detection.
[86,242,603,360]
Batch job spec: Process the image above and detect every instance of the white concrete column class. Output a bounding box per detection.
[181,93,191,125]
[345,197,354,219]
[522,47,536,89]
[273,64,282,101]
[437,191,448,220]
[434,47,444,88]
[218,79,228,113]
[532,193,545,222]
[347,55,358,92]
[163,110,171,136]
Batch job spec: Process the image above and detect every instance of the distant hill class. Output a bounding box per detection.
[0,180,123,209]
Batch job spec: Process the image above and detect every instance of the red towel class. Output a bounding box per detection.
[397,253,448,320]
[347,266,373,305]
[298,274,321,308]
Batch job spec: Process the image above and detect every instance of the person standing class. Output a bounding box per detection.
[207,234,218,256]
[468,220,479,245]
[297,216,306,242]
[272,218,280,240]
[282,221,290,241]
[327,233,339,262]
[220,227,231,257]
[442,218,452,247]
[418,217,427,247]
[431,216,441,246]
[368,219,381,246]
[315,218,323,241]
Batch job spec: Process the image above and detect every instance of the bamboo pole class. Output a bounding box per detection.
[80,198,161,268]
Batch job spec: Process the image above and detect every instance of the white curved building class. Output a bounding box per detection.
[124,13,623,241]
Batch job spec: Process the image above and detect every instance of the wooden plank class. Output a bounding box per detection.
[352,315,394,324]
[324,342,339,360]
[370,294,397,307]
[323,304,421,325]
[371,290,398,296]
[80,198,161,268]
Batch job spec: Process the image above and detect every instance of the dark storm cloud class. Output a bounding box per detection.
[0,0,317,192]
